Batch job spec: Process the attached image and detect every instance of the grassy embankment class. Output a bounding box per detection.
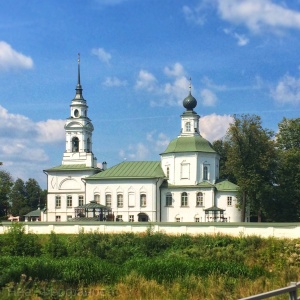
[0,223,299,299]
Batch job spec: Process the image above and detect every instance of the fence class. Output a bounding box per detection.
[239,282,300,300]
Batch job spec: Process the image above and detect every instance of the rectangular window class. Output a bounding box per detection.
[129,215,134,222]
[55,196,61,208]
[67,196,72,208]
[117,194,123,208]
[116,215,123,222]
[227,196,232,206]
[128,193,135,207]
[176,217,181,222]
[56,215,61,222]
[67,215,72,221]
[106,194,112,207]
[196,192,204,207]
[166,194,172,206]
[78,195,84,206]
[195,218,200,222]
[140,194,146,207]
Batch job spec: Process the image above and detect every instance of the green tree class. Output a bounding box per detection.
[274,117,300,221]
[225,114,276,222]
[25,178,46,209]
[0,170,13,218]
[212,139,236,182]
[9,178,29,218]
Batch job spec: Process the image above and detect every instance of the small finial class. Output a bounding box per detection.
[78,53,80,64]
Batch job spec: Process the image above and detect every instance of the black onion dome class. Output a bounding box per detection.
[183,92,197,110]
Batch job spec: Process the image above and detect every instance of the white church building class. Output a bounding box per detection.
[43,59,241,223]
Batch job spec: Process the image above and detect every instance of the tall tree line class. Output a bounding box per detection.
[0,171,46,220]
[213,115,300,222]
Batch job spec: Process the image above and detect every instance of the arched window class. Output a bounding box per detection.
[203,166,208,180]
[106,194,112,207]
[87,138,91,152]
[72,137,79,152]
[117,194,123,208]
[181,192,188,207]
[166,167,170,179]
[166,193,172,206]
[196,192,204,207]
[140,194,146,207]
[94,194,100,203]
[185,122,191,132]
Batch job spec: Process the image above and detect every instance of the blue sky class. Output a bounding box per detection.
[1,0,300,188]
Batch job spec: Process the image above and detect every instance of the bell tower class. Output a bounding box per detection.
[62,54,97,167]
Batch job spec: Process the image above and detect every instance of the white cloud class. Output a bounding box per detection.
[0,105,65,165]
[199,114,233,141]
[163,76,190,106]
[201,88,217,106]
[36,119,65,143]
[102,76,127,87]
[0,41,33,71]
[119,142,150,160]
[223,28,249,46]
[271,74,300,105]
[146,131,170,153]
[91,47,112,65]
[217,0,300,33]
[164,62,185,77]
[135,70,157,91]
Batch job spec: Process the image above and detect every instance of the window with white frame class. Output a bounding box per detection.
[94,194,100,203]
[55,196,61,208]
[227,196,232,206]
[181,192,188,207]
[175,217,181,222]
[67,215,72,221]
[166,193,172,206]
[56,215,61,222]
[78,195,84,206]
[117,194,123,207]
[116,215,123,221]
[106,194,112,207]
[196,192,204,207]
[195,217,200,222]
[140,194,146,207]
[129,215,134,222]
[185,122,191,132]
[67,196,72,208]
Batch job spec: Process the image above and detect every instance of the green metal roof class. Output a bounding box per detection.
[76,201,110,210]
[161,135,216,154]
[161,181,214,189]
[204,206,225,212]
[24,209,41,217]
[87,161,165,180]
[215,180,239,192]
[44,164,100,172]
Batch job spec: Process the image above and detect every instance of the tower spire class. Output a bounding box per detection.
[75,53,83,98]
[189,77,192,94]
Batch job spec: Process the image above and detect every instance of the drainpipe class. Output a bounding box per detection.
[155,178,160,222]
[43,170,49,222]
[81,178,87,205]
